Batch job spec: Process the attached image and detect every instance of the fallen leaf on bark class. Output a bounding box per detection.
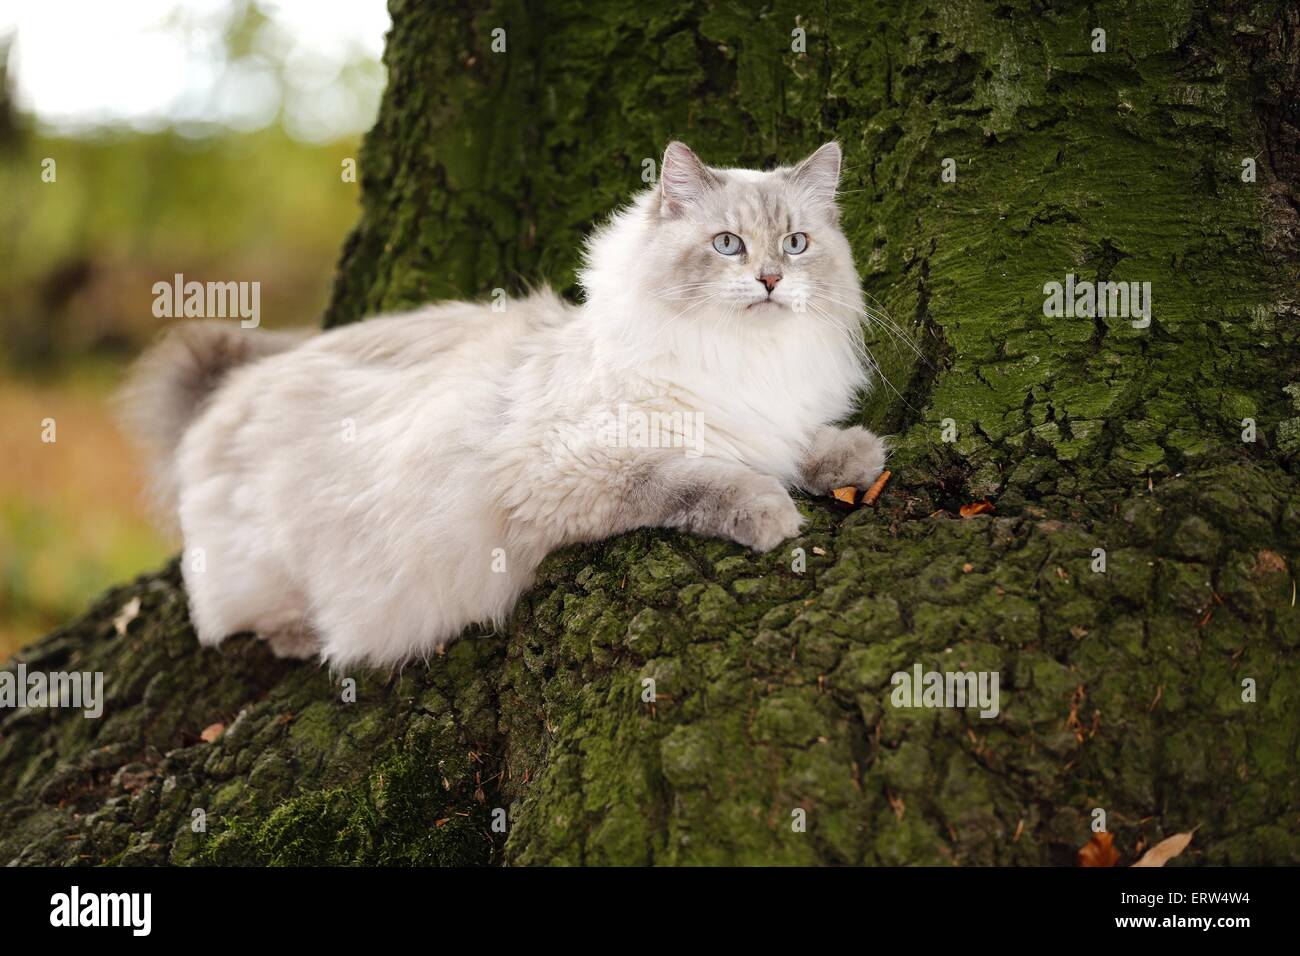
[959,500,995,518]
[1131,830,1196,867]
[1078,831,1120,867]
[862,470,892,505]
[831,486,859,506]
[1256,550,1286,574]
[200,723,225,743]
[112,597,141,637]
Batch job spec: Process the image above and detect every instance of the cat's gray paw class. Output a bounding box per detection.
[263,624,319,660]
[725,482,803,552]
[668,469,803,552]
[799,426,888,494]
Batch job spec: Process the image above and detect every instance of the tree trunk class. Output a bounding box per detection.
[3,0,1298,866]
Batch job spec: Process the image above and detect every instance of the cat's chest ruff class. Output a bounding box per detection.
[603,366,834,476]
[635,331,853,423]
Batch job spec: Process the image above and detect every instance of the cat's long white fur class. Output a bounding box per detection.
[120,142,882,667]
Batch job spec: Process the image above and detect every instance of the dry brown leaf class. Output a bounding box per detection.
[1066,684,1087,743]
[885,788,905,821]
[862,469,892,505]
[112,597,141,637]
[959,499,995,518]
[1078,831,1120,867]
[199,722,225,743]
[1131,829,1196,867]
[831,486,859,506]
[1256,550,1287,574]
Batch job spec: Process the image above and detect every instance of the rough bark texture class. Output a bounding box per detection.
[3,0,1299,866]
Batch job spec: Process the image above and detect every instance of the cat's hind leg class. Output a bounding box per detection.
[184,555,315,659]
[179,520,314,658]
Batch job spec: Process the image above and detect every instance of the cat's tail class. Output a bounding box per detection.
[117,321,312,527]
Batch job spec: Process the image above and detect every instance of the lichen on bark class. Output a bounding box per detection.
[3,0,1299,865]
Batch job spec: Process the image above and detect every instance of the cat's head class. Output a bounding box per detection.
[586,141,860,326]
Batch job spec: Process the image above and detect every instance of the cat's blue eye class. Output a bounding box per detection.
[712,232,743,256]
[782,232,809,255]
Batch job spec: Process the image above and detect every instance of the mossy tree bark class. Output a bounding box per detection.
[3,0,1298,865]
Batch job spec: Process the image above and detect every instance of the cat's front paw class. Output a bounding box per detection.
[799,426,888,494]
[727,484,804,552]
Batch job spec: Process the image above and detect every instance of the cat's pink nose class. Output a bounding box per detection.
[757,274,782,292]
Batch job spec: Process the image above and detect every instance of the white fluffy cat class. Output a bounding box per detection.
[121,141,887,667]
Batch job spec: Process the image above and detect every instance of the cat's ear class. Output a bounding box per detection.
[789,141,842,209]
[660,141,718,216]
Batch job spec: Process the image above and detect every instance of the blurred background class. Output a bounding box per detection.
[0,0,390,656]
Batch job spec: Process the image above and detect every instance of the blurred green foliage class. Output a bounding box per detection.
[0,126,362,366]
[0,123,365,655]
